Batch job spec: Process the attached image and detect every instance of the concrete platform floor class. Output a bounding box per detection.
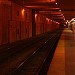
[47,28,75,75]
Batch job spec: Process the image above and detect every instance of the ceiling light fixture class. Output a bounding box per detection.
[64,18,65,20]
[61,14,63,16]
[22,9,25,12]
[59,10,61,11]
[55,2,57,5]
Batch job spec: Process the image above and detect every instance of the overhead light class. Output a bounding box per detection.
[67,20,69,22]
[35,14,37,19]
[55,2,57,5]
[46,18,49,22]
[51,20,52,22]
[22,9,25,16]
[51,0,55,2]
[64,18,65,20]
[22,9,25,12]
[63,16,64,17]
[61,14,63,15]
[59,10,61,11]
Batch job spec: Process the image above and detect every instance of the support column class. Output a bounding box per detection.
[32,9,36,36]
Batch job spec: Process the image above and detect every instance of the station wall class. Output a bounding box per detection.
[35,13,59,34]
[0,1,10,45]
[9,2,32,43]
[0,0,60,45]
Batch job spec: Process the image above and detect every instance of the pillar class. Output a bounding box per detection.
[32,9,36,36]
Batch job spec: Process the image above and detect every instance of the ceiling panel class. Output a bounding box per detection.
[11,0,75,23]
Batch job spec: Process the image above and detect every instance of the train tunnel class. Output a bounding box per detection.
[0,0,75,75]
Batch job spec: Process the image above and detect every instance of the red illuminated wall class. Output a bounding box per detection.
[0,1,32,44]
[35,14,42,35]
[0,0,60,45]
[52,21,60,30]
[9,2,32,43]
[35,12,60,35]
[0,1,10,44]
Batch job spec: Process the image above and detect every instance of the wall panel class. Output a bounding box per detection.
[9,21,16,43]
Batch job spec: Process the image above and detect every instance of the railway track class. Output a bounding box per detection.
[0,30,62,75]
[11,31,62,75]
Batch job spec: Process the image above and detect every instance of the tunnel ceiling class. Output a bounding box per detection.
[11,0,75,23]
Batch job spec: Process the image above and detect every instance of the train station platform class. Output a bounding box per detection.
[47,28,75,75]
